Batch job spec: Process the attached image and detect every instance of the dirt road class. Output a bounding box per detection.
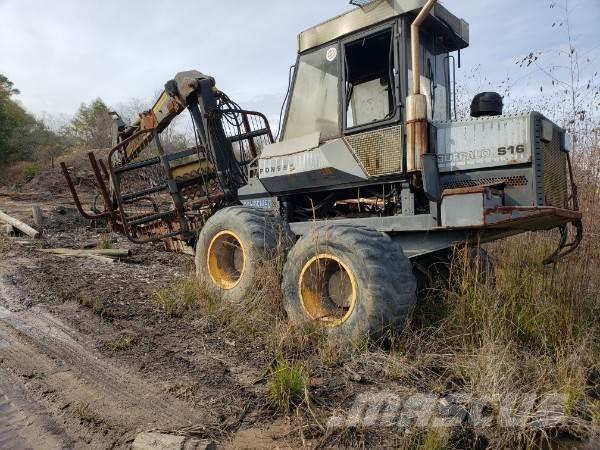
[0,367,69,449]
[0,255,214,447]
[0,191,288,448]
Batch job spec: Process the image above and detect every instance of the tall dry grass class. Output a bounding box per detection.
[152,151,599,448]
[375,155,600,448]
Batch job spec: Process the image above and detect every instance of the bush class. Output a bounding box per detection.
[0,160,41,185]
[22,162,41,181]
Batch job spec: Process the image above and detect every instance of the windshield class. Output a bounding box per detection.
[283,45,340,141]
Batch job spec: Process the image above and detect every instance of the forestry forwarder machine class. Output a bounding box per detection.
[63,0,582,338]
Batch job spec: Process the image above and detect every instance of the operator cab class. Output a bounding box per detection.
[250,0,469,218]
[281,0,469,143]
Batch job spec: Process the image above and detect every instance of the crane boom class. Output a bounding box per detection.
[62,70,274,248]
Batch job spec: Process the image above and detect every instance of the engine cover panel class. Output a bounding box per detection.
[258,138,367,193]
[434,113,534,173]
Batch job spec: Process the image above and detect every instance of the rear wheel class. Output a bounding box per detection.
[196,206,293,303]
[281,225,417,338]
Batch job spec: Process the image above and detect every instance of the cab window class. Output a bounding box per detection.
[283,45,340,141]
[344,28,396,129]
[408,31,450,121]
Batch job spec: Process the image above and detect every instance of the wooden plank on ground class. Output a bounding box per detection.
[0,210,41,239]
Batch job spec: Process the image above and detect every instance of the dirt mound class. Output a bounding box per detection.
[22,148,110,196]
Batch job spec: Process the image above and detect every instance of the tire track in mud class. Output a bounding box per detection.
[0,368,68,449]
[0,386,30,450]
[0,260,216,446]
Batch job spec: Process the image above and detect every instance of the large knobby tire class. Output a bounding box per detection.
[196,206,293,303]
[281,225,417,339]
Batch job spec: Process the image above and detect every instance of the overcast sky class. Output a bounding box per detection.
[1,0,599,125]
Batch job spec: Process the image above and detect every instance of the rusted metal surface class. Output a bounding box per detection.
[122,114,158,162]
[61,96,273,252]
[412,0,438,96]
[60,162,112,221]
[104,126,230,245]
[441,204,581,234]
[98,158,112,187]
[121,93,186,163]
[88,152,117,228]
[170,160,214,180]
[110,127,157,163]
[406,118,428,172]
[483,206,581,224]
[442,183,505,197]
[480,207,582,232]
[162,237,195,254]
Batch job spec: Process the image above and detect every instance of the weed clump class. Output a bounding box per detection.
[153,277,205,317]
[96,234,112,250]
[381,234,600,448]
[106,336,133,351]
[269,357,307,410]
[79,293,107,317]
[22,161,41,181]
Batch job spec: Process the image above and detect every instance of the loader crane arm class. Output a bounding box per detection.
[111,71,245,198]
[62,70,274,249]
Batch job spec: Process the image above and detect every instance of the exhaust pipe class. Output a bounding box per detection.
[406,0,437,172]
[411,0,437,96]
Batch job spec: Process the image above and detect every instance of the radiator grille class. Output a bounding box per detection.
[441,175,529,190]
[343,126,403,177]
[539,127,568,208]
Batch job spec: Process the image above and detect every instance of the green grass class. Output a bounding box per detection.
[96,234,112,250]
[421,428,449,450]
[79,294,107,317]
[153,277,204,317]
[106,336,133,351]
[269,357,308,410]
[22,162,41,181]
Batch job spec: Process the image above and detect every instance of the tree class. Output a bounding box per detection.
[0,74,67,166]
[0,74,20,96]
[70,98,113,149]
[0,74,37,163]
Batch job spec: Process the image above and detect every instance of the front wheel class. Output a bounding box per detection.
[195,206,293,303]
[281,225,417,339]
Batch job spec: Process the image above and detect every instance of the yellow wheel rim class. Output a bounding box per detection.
[299,254,357,327]
[207,231,246,290]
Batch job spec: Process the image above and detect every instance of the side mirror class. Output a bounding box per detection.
[562,132,573,153]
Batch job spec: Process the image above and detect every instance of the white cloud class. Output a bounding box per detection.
[1,0,598,122]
